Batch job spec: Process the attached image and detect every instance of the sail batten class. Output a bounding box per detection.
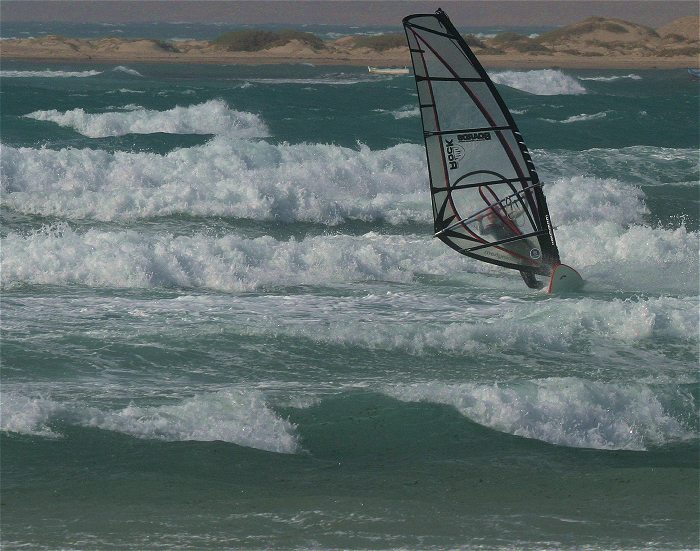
[404,8,560,276]
[416,76,486,83]
[435,183,544,237]
[425,125,514,136]
[449,177,537,189]
[462,230,550,254]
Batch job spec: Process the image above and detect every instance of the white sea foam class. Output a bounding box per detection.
[0,69,102,78]
[375,105,420,119]
[0,392,63,438]
[545,175,647,225]
[213,293,698,355]
[23,99,269,138]
[578,74,642,82]
[491,69,586,95]
[237,75,377,86]
[6,140,692,225]
[112,65,143,77]
[0,389,299,453]
[538,174,698,294]
[0,227,432,291]
[1,140,427,224]
[386,378,697,450]
[2,216,696,296]
[541,111,609,124]
[473,32,498,39]
[2,139,696,293]
[104,103,141,111]
[87,390,298,452]
[557,222,698,294]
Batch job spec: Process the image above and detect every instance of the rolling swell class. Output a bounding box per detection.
[4,383,696,454]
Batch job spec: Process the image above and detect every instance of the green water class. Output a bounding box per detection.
[1,59,698,549]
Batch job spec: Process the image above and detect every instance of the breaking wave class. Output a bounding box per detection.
[1,140,427,224]
[0,392,63,438]
[7,142,690,225]
[375,105,420,119]
[112,65,143,77]
[0,69,102,78]
[386,378,697,450]
[6,379,695,454]
[0,227,430,291]
[2,217,696,295]
[491,69,587,95]
[541,111,609,124]
[1,389,299,453]
[23,99,269,138]
[577,74,642,82]
[544,175,647,225]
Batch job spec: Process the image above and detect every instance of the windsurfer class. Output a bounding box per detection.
[404,9,582,292]
[476,204,544,289]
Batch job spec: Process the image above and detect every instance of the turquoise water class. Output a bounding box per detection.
[1,59,698,550]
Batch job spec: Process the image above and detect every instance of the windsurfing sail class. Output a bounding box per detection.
[403,9,561,284]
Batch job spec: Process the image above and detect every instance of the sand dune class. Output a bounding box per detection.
[1,16,698,68]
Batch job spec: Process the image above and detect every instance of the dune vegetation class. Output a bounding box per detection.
[345,34,406,51]
[212,29,325,51]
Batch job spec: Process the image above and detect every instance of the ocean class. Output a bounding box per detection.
[0,20,551,42]
[1,55,698,550]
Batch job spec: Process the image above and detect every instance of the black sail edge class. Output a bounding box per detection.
[403,9,561,276]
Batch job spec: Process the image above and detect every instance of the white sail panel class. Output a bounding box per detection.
[430,81,509,130]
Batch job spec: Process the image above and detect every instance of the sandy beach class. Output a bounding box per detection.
[2,16,698,69]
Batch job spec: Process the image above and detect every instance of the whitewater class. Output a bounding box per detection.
[1,60,698,551]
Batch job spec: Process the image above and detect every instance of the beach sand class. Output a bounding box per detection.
[1,16,698,69]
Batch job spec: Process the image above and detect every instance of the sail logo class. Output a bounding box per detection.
[458,132,491,143]
[444,140,465,169]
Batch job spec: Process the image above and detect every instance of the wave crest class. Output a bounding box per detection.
[0,227,427,291]
[3,221,696,295]
[1,389,299,453]
[23,99,269,138]
[491,69,586,95]
[386,378,697,450]
[578,74,642,82]
[1,140,427,224]
[0,69,102,78]
[541,111,609,124]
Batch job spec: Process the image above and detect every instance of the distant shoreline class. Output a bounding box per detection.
[2,14,698,70]
[2,48,697,70]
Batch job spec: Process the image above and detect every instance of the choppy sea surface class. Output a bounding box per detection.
[1,56,698,550]
[0,21,551,42]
